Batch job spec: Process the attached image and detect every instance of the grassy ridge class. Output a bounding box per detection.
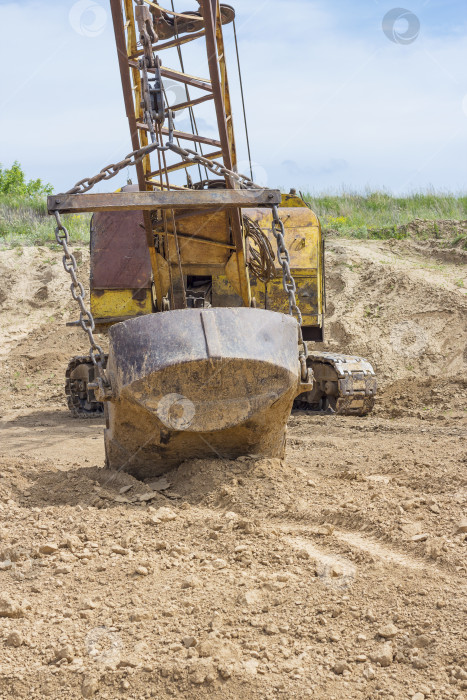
[303,191,467,246]
[0,194,91,248]
[1,189,466,249]
[0,163,90,248]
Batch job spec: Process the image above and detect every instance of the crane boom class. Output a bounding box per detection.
[108,0,251,305]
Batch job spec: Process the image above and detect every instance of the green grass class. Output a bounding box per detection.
[1,187,467,250]
[0,194,91,248]
[0,161,91,248]
[302,190,467,247]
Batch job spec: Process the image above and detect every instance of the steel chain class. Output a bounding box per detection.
[271,205,309,370]
[65,142,166,195]
[53,211,108,379]
[141,62,158,144]
[64,141,257,196]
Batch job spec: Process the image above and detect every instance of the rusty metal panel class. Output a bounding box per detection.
[47,189,281,214]
[90,211,152,290]
[165,209,232,265]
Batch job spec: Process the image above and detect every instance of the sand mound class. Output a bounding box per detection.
[320,238,467,392]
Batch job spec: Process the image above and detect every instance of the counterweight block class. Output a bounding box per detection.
[103,308,310,479]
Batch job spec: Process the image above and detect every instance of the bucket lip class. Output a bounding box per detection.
[114,356,301,400]
[107,306,301,386]
[109,306,298,338]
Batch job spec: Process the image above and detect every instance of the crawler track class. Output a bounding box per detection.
[65,355,106,418]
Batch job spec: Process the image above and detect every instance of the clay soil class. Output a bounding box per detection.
[0,237,466,700]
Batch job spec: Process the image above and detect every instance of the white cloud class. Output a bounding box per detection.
[0,0,465,194]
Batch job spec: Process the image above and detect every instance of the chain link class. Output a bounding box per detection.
[165,142,257,189]
[65,142,167,195]
[53,211,108,380]
[63,136,256,197]
[271,205,308,369]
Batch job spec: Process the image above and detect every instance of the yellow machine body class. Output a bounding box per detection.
[90,289,153,320]
[90,193,325,341]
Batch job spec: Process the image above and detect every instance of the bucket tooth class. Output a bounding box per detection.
[103,307,308,478]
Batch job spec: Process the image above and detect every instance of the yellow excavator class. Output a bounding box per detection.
[49,0,376,478]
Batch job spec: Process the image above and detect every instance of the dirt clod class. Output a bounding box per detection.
[0,596,26,619]
[5,631,23,647]
[378,623,398,639]
[370,643,393,667]
[81,675,98,698]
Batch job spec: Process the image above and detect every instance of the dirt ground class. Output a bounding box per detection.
[0,236,466,700]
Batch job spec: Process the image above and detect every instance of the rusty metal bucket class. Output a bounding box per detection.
[103,307,310,479]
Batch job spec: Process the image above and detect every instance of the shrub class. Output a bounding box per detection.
[0,162,52,197]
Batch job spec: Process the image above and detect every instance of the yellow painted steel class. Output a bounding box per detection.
[214,270,321,327]
[90,192,324,331]
[248,199,324,327]
[116,1,250,308]
[214,3,237,168]
[91,289,153,319]
[213,200,325,329]
[280,192,311,208]
[123,0,151,179]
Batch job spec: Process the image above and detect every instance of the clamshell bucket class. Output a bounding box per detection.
[103,307,310,479]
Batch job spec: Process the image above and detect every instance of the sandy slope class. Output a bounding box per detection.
[0,238,466,699]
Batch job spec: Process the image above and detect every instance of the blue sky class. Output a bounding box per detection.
[0,0,466,194]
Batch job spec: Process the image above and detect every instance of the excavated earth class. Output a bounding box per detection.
[0,236,466,699]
